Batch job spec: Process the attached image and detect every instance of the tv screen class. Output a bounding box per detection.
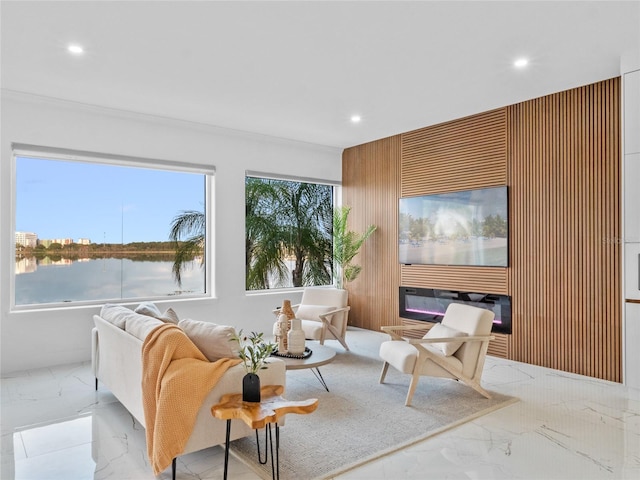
[399,186,508,266]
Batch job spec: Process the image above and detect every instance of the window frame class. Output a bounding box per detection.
[10,143,215,311]
[244,170,340,293]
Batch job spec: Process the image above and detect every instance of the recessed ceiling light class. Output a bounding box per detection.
[67,44,84,55]
[514,58,528,68]
[350,115,362,123]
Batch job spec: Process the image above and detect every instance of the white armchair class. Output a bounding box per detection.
[273,287,351,351]
[379,303,495,406]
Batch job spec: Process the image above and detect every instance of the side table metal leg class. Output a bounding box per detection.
[223,420,231,480]
[256,425,278,480]
[275,423,280,480]
[268,424,276,480]
[311,367,330,392]
[257,427,268,464]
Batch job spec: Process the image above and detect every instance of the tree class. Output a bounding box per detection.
[168,209,205,286]
[245,178,289,290]
[245,177,333,289]
[277,180,333,288]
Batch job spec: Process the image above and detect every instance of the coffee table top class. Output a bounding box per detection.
[271,343,336,371]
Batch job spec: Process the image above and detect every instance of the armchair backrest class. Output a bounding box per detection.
[301,287,348,307]
[299,287,349,331]
[441,303,494,378]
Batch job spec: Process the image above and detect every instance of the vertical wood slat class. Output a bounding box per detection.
[508,78,621,382]
[342,135,401,333]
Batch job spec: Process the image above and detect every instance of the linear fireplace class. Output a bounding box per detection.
[399,286,512,334]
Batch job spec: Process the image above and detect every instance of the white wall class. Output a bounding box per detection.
[622,49,640,389]
[0,91,342,374]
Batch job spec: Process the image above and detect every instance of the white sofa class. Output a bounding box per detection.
[91,304,286,478]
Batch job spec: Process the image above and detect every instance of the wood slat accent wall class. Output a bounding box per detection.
[342,78,621,381]
[342,135,401,332]
[402,108,507,197]
[508,78,621,381]
[487,334,510,358]
[401,265,509,294]
[400,109,509,296]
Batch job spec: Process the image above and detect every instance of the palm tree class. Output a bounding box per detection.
[245,177,333,289]
[169,209,205,287]
[278,180,333,287]
[245,178,289,290]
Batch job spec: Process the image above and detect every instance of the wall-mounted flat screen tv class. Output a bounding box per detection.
[399,186,508,267]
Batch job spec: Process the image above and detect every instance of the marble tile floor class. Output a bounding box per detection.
[1,331,639,480]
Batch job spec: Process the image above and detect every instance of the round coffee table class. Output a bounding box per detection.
[271,343,336,392]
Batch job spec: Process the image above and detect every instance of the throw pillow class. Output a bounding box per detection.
[134,301,162,317]
[100,304,133,329]
[135,302,179,324]
[423,323,468,356]
[295,304,335,322]
[125,315,164,341]
[178,318,240,361]
[158,307,179,324]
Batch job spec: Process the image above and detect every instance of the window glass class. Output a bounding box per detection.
[245,176,333,290]
[14,154,209,306]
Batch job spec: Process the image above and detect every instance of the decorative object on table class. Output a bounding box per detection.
[230,330,276,402]
[274,299,296,351]
[280,299,296,320]
[287,318,306,355]
[272,346,313,359]
[275,314,290,354]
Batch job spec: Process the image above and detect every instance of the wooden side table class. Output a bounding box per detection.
[211,384,318,480]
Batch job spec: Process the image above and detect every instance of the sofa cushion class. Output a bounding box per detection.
[178,319,240,361]
[125,315,164,341]
[134,302,179,324]
[295,304,335,322]
[423,323,468,356]
[100,304,136,329]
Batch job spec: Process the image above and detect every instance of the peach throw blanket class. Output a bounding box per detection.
[142,323,241,475]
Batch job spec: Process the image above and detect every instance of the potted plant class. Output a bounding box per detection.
[332,206,376,289]
[231,330,276,402]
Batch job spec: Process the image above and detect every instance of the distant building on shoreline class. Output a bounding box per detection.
[15,232,91,248]
[15,232,37,248]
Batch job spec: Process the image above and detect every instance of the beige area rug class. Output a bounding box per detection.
[229,328,518,480]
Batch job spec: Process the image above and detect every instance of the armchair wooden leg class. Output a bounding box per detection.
[405,372,421,406]
[466,379,492,399]
[379,362,390,384]
[324,323,350,351]
[335,335,349,351]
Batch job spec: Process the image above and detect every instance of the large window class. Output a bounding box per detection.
[245,174,334,290]
[13,147,211,307]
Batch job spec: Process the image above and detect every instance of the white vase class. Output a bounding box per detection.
[287,318,306,354]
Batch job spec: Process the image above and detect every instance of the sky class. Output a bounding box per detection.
[16,157,205,243]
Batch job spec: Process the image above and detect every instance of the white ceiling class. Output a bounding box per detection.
[1,1,639,149]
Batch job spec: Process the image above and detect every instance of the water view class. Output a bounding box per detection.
[15,256,204,305]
